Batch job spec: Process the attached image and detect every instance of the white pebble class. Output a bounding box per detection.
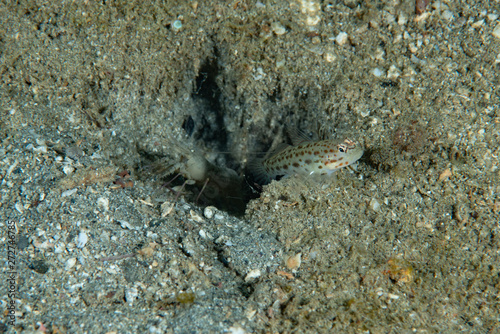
[125,287,139,305]
[360,110,370,118]
[387,65,401,79]
[335,32,348,46]
[97,197,109,211]
[492,24,500,39]
[271,22,286,35]
[324,53,336,62]
[397,15,407,26]
[487,14,499,22]
[61,188,78,197]
[65,258,77,270]
[54,242,65,254]
[76,232,88,248]
[67,282,84,293]
[106,267,118,274]
[199,229,207,239]
[15,202,24,214]
[119,220,134,230]
[371,68,384,77]
[33,145,48,154]
[63,165,75,175]
[370,198,381,211]
[441,10,454,21]
[203,206,216,219]
[471,19,484,28]
[387,293,400,299]
[228,326,246,334]
[172,20,182,31]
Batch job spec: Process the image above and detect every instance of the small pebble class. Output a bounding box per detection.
[487,13,499,21]
[61,188,78,197]
[97,197,109,211]
[271,22,286,35]
[335,32,348,46]
[370,198,381,211]
[65,258,77,270]
[492,24,500,39]
[190,210,204,223]
[387,65,401,79]
[76,232,88,248]
[471,19,484,29]
[65,146,84,160]
[228,326,246,334]
[125,287,139,305]
[442,10,454,21]
[438,168,452,181]
[398,15,407,26]
[324,53,336,62]
[119,220,134,230]
[15,202,24,214]
[244,269,261,282]
[66,242,76,251]
[54,243,65,254]
[371,68,384,77]
[172,20,182,31]
[286,253,301,272]
[63,165,74,175]
[33,145,48,154]
[203,206,216,219]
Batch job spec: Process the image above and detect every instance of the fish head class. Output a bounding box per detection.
[323,139,363,172]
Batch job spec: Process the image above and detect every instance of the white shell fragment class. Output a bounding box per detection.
[244,269,261,282]
[76,232,88,248]
[190,210,204,223]
[32,145,48,154]
[61,188,78,197]
[161,201,174,217]
[118,220,135,230]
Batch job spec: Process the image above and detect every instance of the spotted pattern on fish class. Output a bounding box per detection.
[260,138,363,181]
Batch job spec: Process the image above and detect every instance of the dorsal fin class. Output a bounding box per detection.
[286,126,314,146]
[265,143,291,158]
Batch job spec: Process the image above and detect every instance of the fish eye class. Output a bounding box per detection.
[338,144,348,153]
